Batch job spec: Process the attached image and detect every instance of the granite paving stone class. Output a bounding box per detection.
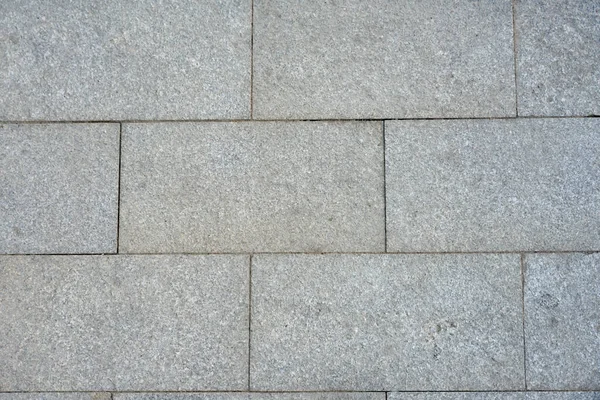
[0,395,110,400]
[251,254,524,390]
[0,0,251,120]
[115,393,384,400]
[0,255,249,391]
[253,0,515,119]
[119,121,384,253]
[389,393,600,400]
[385,118,600,252]
[516,0,600,116]
[0,123,119,254]
[524,253,600,390]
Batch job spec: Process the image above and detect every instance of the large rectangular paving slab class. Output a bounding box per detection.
[524,253,600,390]
[120,121,384,253]
[0,0,251,120]
[115,394,384,400]
[251,254,524,390]
[516,0,600,116]
[0,123,119,254]
[0,395,110,400]
[0,255,249,390]
[389,393,600,400]
[253,0,515,119]
[385,118,600,252]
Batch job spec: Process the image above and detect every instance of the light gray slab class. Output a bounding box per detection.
[0,255,249,390]
[0,0,251,120]
[251,254,524,390]
[120,121,384,253]
[524,253,600,390]
[0,123,119,254]
[253,0,515,119]
[0,395,110,400]
[516,0,600,116]
[115,394,384,400]
[385,118,600,252]
[389,394,600,400]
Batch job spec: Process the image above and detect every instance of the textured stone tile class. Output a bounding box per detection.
[0,0,251,120]
[385,118,600,252]
[120,121,384,253]
[389,394,600,400]
[0,395,110,400]
[0,123,119,254]
[516,0,600,116]
[0,255,249,390]
[251,254,524,390]
[524,253,600,390]
[253,0,515,119]
[115,394,384,400]
[389,394,521,400]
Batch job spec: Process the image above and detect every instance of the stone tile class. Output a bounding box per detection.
[526,394,600,400]
[115,394,384,400]
[0,395,110,400]
[385,118,600,252]
[251,254,524,390]
[253,0,515,119]
[516,0,600,116]
[119,121,384,253]
[0,255,249,390]
[389,394,521,400]
[0,123,119,254]
[389,394,600,400]
[524,253,600,390]
[0,0,251,120]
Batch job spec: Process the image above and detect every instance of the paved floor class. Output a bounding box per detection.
[1,0,598,398]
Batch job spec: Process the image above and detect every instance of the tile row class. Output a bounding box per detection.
[2,119,599,254]
[1,253,598,390]
[1,0,599,120]
[1,394,599,400]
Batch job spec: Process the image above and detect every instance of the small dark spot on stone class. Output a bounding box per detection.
[538,293,559,309]
[12,226,22,236]
[433,343,441,360]
[549,317,559,327]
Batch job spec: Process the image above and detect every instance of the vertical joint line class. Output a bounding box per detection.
[511,0,519,117]
[382,120,387,253]
[248,254,253,390]
[116,122,123,254]
[520,253,528,390]
[250,0,255,119]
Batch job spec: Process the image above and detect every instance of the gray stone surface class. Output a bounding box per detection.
[389,394,600,400]
[385,118,600,252]
[516,0,600,116]
[524,253,600,390]
[253,0,515,119]
[0,395,110,400]
[120,121,384,253]
[0,0,251,120]
[0,255,249,390]
[0,123,119,254]
[251,254,524,390]
[115,394,384,400]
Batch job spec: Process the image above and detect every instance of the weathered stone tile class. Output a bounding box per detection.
[516,0,600,116]
[0,123,119,254]
[389,394,522,400]
[120,121,384,253]
[251,254,524,390]
[0,395,110,400]
[389,394,600,400]
[0,0,251,120]
[385,118,600,252]
[0,255,249,390]
[253,0,515,119]
[115,393,384,400]
[524,253,600,390]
